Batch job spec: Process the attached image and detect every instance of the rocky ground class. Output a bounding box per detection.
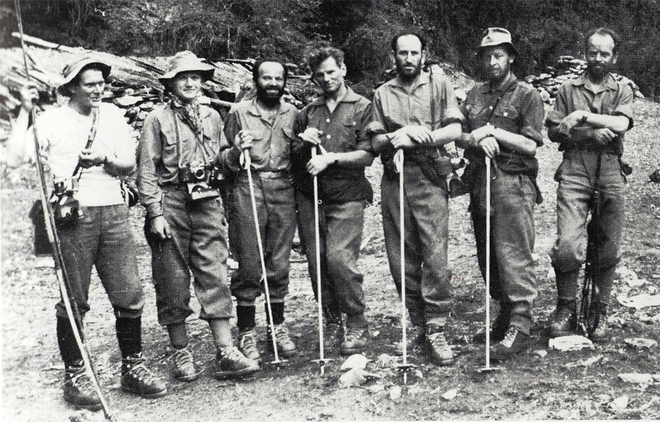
[2,99,659,421]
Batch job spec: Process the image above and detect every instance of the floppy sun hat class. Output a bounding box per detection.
[478,27,519,56]
[57,55,111,93]
[159,51,215,84]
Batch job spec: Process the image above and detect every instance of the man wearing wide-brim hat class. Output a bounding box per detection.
[457,27,544,360]
[7,54,167,410]
[138,51,260,382]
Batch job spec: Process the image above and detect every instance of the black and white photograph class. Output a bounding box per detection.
[1,1,659,420]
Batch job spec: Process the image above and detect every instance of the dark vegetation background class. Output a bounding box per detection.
[1,0,659,98]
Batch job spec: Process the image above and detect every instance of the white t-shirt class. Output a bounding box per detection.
[28,103,136,207]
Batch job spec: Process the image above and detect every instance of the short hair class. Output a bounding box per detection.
[59,63,107,97]
[390,30,427,52]
[252,58,288,83]
[584,27,620,55]
[306,47,345,73]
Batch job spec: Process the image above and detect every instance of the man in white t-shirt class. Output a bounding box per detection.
[7,56,166,411]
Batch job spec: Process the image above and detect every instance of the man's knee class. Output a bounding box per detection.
[551,242,583,273]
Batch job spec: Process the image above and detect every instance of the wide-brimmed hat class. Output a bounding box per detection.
[478,27,518,56]
[158,51,215,84]
[57,55,111,92]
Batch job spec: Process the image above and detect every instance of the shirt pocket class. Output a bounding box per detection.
[492,103,520,133]
[339,120,358,151]
[249,129,270,163]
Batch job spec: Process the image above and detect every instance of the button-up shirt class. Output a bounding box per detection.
[292,87,374,203]
[138,103,228,218]
[546,73,634,156]
[371,70,464,164]
[220,98,298,173]
[460,75,544,175]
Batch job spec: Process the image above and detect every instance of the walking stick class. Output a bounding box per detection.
[243,150,285,366]
[13,0,112,418]
[393,150,414,383]
[477,156,500,374]
[309,147,331,375]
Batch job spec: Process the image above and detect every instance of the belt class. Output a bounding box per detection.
[237,170,289,179]
[160,183,188,191]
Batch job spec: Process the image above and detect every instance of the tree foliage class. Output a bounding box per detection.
[2,0,659,99]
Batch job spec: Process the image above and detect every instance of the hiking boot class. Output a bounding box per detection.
[63,362,102,411]
[589,303,609,343]
[473,307,511,344]
[550,304,577,337]
[212,346,259,379]
[340,327,369,356]
[394,325,425,356]
[121,353,167,399]
[491,327,531,360]
[171,346,200,382]
[238,328,262,362]
[425,325,454,366]
[267,324,297,358]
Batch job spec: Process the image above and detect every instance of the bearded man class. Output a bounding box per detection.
[370,31,464,365]
[546,28,633,343]
[218,58,298,362]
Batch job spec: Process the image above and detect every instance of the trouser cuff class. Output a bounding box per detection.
[346,313,368,329]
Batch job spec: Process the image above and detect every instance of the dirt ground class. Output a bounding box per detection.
[2,99,659,421]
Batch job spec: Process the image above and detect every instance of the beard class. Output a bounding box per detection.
[256,85,284,107]
[396,60,422,81]
[586,62,610,81]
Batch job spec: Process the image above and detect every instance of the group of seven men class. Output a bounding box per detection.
[7,26,633,411]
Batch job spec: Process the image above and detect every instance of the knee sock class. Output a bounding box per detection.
[167,322,189,350]
[236,305,256,331]
[596,265,617,306]
[268,302,285,325]
[57,317,83,367]
[116,316,142,358]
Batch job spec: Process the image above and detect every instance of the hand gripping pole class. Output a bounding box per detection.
[243,150,285,366]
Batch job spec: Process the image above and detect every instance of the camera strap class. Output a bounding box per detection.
[71,107,99,182]
[172,106,214,169]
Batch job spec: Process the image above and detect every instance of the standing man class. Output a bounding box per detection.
[7,56,166,410]
[547,28,633,342]
[458,28,544,359]
[138,51,259,381]
[218,58,298,362]
[292,47,374,355]
[371,31,464,365]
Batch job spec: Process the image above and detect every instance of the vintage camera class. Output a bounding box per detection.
[179,161,220,202]
[51,179,82,225]
[179,161,209,183]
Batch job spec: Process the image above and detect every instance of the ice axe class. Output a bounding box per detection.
[393,150,416,383]
[477,156,501,373]
[308,146,331,375]
[242,149,286,368]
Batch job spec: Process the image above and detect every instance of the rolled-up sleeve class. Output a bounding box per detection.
[355,99,375,154]
[613,84,634,130]
[439,77,465,127]
[217,107,243,173]
[520,89,544,146]
[137,112,164,219]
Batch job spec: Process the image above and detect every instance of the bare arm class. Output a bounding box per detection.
[6,84,39,168]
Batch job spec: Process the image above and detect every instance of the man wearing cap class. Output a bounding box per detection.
[7,56,166,410]
[370,31,464,365]
[138,51,259,381]
[457,28,544,359]
[291,47,374,355]
[546,27,633,342]
[218,58,298,362]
